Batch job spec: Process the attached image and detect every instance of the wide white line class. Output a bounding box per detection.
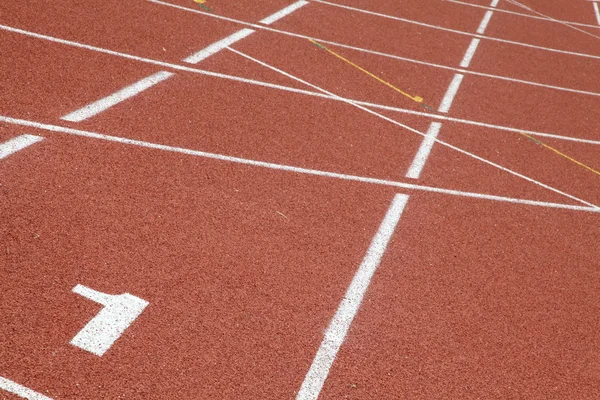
[296,193,409,400]
[490,0,499,8]
[438,73,464,113]
[477,10,495,34]
[446,0,600,29]
[0,134,44,160]
[260,0,309,25]
[594,3,600,26]
[61,71,174,122]
[308,0,600,60]
[2,24,598,146]
[460,38,480,68]
[0,377,52,400]
[405,122,442,179]
[228,47,599,209]
[0,114,596,212]
[183,28,255,64]
[143,1,600,98]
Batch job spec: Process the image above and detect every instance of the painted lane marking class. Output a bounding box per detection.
[142,1,600,97]
[0,114,597,212]
[227,47,599,209]
[309,39,429,108]
[0,376,52,400]
[183,28,255,64]
[0,134,44,160]
[405,122,442,179]
[2,25,598,146]
[460,38,481,68]
[438,73,464,114]
[447,0,600,29]
[503,0,600,40]
[260,0,309,25]
[61,71,174,122]
[297,193,410,400]
[306,0,600,60]
[71,284,149,357]
[5,17,599,101]
[477,10,494,34]
[594,2,600,26]
[520,132,600,176]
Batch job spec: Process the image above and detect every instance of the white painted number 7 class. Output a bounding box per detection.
[71,284,149,356]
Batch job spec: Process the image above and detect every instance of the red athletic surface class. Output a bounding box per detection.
[1,0,599,399]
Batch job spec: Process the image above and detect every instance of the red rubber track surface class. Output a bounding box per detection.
[1,0,599,399]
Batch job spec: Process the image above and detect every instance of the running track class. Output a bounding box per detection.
[1,0,600,399]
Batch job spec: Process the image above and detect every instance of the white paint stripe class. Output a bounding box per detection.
[446,0,600,29]
[148,0,600,78]
[594,3,600,26]
[260,0,309,24]
[183,28,255,64]
[405,122,442,179]
[297,193,410,400]
[306,0,600,60]
[438,73,464,113]
[4,17,599,101]
[61,71,174,122]
[228,47,599,209]
[0,134,44,160]
[477,10,495,34]
[460,38,480,68]
[1,25,598,146]
[0,114,597,212]
[490,0,499,8]
[0,377,52,400]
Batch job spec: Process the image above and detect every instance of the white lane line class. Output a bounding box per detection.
[183,28,255,64]
[5,17,599,100]
[2,25,598,146]
[438,73,464,114]
[0,134,44,160]
[260,0,309,24]
[1,114,597,212]
[296,193,410,400]
[405,122,442,179]
[228,47,599,209]
[306,0,600,60]
[477,10,495,34]
[594,2,600,26]
[0,377,52,400]
[446,0,600,29]
[61,71,174,122]
[460,38,481,68]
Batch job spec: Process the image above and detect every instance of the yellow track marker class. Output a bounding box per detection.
[309,39,429,107]
[193,0,206,3]
[520,132,600,177]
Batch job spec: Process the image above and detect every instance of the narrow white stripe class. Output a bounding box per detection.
[61,71,174,122]
[297,193,410,400]
[0,134,44,160]
[183,28,255,64]
[405,122,442,179]
[228,48,599,209]
[438,73,464,113]
[477,10,495,34]
[594,3,600,26]
[490,0,499,8]
[0,377,52,400]
[460,38,480,68]
[303,0,600,59]
[1,24,597,146]
[446,0,600,29]
[260,0,308,25]
[5,16,599,100]
[0,114,597,212]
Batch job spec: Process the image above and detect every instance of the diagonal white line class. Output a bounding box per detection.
[0,114,597,212]
[0,134,44,160]
[0,376,53,400]
[183,28,255,64]
[260,0,309,25]
[227,47,599,209]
